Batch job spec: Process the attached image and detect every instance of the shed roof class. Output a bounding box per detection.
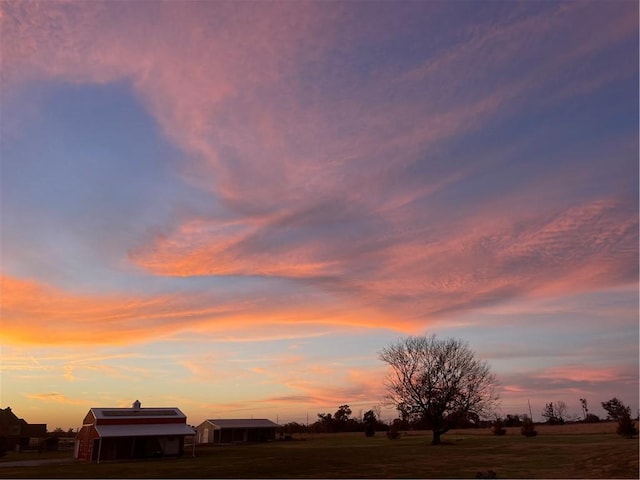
[95,423,195,438]
[91,407,186,420]
[205,419,280,429]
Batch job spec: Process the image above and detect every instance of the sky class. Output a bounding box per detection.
[0,0,638,430]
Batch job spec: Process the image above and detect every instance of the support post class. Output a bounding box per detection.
[97,437,102,464]
[192,435,195,457]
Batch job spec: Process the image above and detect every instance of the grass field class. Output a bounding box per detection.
[1,423,637,478]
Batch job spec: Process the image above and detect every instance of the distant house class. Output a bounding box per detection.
[0,407,47,450]
[74,400,196,462]
[195,419,280,444]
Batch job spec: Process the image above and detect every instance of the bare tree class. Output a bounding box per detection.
[542,401,567,425]
[379,335,499,445]
[555,401,567,423]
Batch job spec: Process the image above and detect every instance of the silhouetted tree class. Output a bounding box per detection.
[386,420,401,440]
[333,405,355,431]
[315,413,333,433]
[282,422,307,434]
[363,409,378,437]
[616,414,638,438]
[600,398,638,438]
[601,398,631,421]
[379,335,499,445]
[579,398,589,420]
[541,402,566,425]
[503,414,522,427]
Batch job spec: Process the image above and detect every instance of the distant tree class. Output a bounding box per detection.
[334,405,352,422]
[379,335,499,445]
[601,398,631,421]
[386,420,401,440]
[503,414,522,427]
[555,401,567,423]
[541,402,566,425]
[616,414,638,439]
[520,415,537,437]
[579,398,589,420]
[363,410,378,437]
[282,422,307,435]
[600,398,638,438]
[491,418,506,436]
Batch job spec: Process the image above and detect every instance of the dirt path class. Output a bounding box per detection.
[0,458,76,467]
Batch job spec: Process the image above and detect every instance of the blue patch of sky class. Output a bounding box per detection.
[0,80,221,293]
[405,75,638,214]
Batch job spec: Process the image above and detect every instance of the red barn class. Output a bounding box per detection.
[74,400,195,462]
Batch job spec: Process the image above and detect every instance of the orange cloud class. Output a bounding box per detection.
[23,392,89,406]
[0,274,409,346]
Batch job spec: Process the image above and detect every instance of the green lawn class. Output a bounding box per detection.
[1,431,637,478]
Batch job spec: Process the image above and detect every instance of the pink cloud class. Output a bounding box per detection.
[1,1,637,345]
[23,392,89,407]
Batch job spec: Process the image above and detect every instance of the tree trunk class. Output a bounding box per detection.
[431,429,441,445]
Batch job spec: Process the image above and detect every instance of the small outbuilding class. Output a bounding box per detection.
[196,419,280,444]
[75,400,195,462]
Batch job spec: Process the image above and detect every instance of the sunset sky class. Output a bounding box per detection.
[1,0,638,430]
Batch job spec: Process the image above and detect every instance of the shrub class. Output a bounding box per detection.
[583,413,600,423]
[520,417,537,437]
[364,423,376,437]
[616,414,638,438]
[386,423,400,440]
[491,419,506,436]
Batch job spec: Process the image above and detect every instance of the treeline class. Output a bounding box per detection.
[282,405,389,435]
[538,397,637,428]
[283,404,499,435]
[282,396,638,439]
[491,397,638,439]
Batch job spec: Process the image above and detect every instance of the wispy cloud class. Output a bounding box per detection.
[1,0,637,426]
[23,392,89,406]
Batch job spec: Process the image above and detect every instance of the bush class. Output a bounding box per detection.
[491,419,506,436]
[521,418,537,437]
[386,423,400,440]
[583,413,600,423]
[617,414,638,438]
[364,423,376,437]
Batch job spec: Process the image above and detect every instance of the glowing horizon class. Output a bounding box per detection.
[1,0,638,430]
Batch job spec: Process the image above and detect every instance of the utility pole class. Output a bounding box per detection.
[528,400,533,421]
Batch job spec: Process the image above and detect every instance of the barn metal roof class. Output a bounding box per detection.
[91,407,186,420]
[95,423,196,438]
[204,419,280,429]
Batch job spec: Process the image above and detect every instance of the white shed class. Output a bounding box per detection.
[196,419,280,444]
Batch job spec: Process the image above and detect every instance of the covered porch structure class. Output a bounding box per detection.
[92,424,196,463]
